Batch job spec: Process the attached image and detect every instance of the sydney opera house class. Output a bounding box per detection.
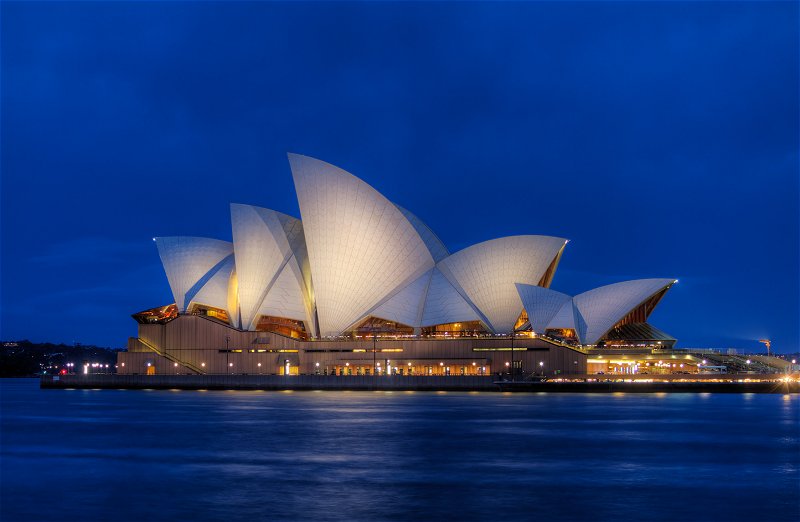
[117,154,679,377]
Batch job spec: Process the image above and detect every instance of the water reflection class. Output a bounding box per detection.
[1,380,798,522]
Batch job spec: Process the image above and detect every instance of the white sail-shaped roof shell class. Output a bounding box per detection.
[436,236,567,333]
[547,300,577,330]
[289,153,435,336]
[395,205,450,263]
[254,262,308,323]
[515,284,573,334]
[190,254,236,313]
[230,203,314,332]
[370,269,432,327]
[573,278,676,344]
[421,268,481,326]
[367,264,497,330]
[155,237,233,312]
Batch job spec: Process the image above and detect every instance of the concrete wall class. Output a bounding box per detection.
[40,373,800,394]
[118,315,587,376]
[44,373,500,391]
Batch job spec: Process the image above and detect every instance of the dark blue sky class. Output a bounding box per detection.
[2,1,797,352]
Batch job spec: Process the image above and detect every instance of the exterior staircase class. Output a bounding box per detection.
[137,337,206,375]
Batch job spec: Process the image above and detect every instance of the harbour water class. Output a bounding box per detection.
[1,379,798,521]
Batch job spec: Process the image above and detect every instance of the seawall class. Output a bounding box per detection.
[40,374,799,393]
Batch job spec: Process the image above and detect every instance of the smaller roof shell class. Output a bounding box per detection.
[437,235,568,333]
[154,236,233,312]
[515,284,573,334]
[572,278,677,344]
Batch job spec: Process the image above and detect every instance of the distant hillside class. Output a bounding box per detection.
[1,340,121,377]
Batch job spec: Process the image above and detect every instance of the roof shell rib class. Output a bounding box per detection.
[154,236,234,313]
[369,268,433,328]
[230,203,314,332]
[436,235,568,333]
[191,254,236,313]
[515,284,573,334]
[394,205,450,263]
[288,153,435,337]
[572,278,677,344]
[421,267,481,326]
[547,300,577,330]
[255,262,309,324]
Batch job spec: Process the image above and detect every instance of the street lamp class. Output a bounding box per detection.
[510,329,515,381]
[539,361,544,376]
[225,335,231,375]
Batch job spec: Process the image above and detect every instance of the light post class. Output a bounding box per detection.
[366,324,389,380]
[539,361,544,377]
[225,335,230,375]
[510,329,515,381]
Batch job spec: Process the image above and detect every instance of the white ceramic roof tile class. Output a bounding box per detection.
[547,300,577,330]
[573,278,676,344]
[515,283,573,334]
[231,204,294,330]
[437,235,567,333]
[289,153,435,336]
[394,204,449,263]
[370,269,433,327]
[256,261,308,322]
[275,212,316,335]
[190,255,236,313]
[155,236,233,312]
[227,268,240,328]
[421,268,481,327]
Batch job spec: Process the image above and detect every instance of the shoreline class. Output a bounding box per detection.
[39,374,799,394]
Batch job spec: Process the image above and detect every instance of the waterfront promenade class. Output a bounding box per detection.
[40,373,799,393]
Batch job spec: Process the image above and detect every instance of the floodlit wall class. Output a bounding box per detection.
[118,315,588,376]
